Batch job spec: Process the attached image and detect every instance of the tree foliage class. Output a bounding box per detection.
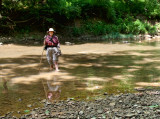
[0,0,160,35]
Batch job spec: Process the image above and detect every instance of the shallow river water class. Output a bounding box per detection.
[0,41,160,116]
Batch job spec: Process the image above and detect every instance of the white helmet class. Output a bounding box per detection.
[48,28,55,32]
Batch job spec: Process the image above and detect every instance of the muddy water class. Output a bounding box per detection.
[0,42,160,116]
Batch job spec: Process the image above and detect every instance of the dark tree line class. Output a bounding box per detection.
[0,0,160,36]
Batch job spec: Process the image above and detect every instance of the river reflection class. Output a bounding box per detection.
[2,78,8,94]
[47,76,61,101]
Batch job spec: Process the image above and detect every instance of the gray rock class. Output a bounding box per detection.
[34,42,39,45]
[17,111,20,114]
[45,101,51,106]
[86,115,91,118]
[41,99,46,103]
[91,117,96,119]
[116,113,123,117]
[40,113,45,116]
[27,104,32,107]
[137,110,141,114]
[157,110,160,114]
[125,113,136,118]
[31,111,36,115]
[115,116,120,119]
[122,41,129,44]
[79,111,83,115]
[155,36,160,39]
[133,104,138,107]
[97,110,103,114]
[147,38,152,41]
[135,88,145,92]
[65,42,72,45]
[113,109,119,112]
[59,116,66,119]
[68,115,75,118]
[34,108,39,110]
[103,92,108,95]
[35,114,38,117]
[109,102,116,107]
[67,98,74,101]
[145,35,152,38]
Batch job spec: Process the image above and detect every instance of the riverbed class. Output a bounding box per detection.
[0,42,160,117]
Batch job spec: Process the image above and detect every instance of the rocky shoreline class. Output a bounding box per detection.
[1,89,160,119]
[0,31,160,45]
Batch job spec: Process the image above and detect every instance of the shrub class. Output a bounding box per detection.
[83,21,107,36]
[72,19,158,36]
[156,23,160,30]
[72,27,84,37]
[148,26,157,35]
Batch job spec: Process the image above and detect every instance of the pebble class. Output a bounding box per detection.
[79,111,83,115]
[27,104,32,107]
[103,92,108,95]
[145,35,152,38]
[65,42,72,45]
[157,110,160,114]
[134,88,145,92]
[122,41,129,44]
[97,110,103,114]
[45,101,51,106]
[109,102,116,107]
[133,104,138,107]
[125,113,136,118]
[41,99,46,103]
[34,42,39,45]
[17,111,20,114]
[18,98,22,101]
[91,117,96,119]
[31,111,36,115]
[67,98,74,101]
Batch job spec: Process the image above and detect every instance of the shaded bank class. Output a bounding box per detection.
[0,31,160,45]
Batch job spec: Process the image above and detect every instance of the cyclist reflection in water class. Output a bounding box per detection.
[47,76,61,101]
